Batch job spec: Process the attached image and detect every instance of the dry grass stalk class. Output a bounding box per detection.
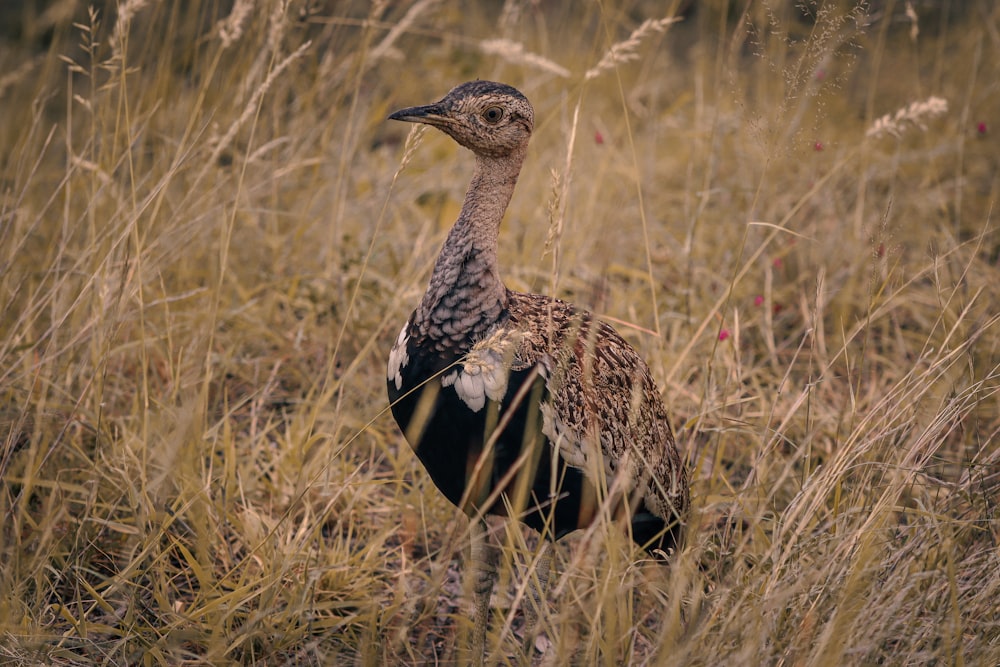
[266,0,290,52]
[37,0,77,32]
[110,0,150,62]
[905,0,919,42]
[399,125,428,169]
[208,40,312,166]
[866,96,948,139]
[369,0,440,62]
[480,39,570,78]
[0,57,39,100]
[218,0,254,48]
[585,17,680,81]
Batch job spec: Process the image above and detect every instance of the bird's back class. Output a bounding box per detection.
[388,288,688,554]
[505,290,688,550]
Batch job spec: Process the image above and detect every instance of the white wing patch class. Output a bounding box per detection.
[387,323,410,390]
[441,328,521,412]
[442,348,509,412]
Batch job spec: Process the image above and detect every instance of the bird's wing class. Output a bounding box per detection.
[505,292,678,504]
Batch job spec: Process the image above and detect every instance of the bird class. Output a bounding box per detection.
[385,80,689,662]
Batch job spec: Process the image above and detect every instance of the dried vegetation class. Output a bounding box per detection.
[1,1,998,664]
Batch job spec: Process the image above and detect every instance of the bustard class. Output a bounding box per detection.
[386,80,688,661]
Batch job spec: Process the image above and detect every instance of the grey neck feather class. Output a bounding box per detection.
[414,146,526,344]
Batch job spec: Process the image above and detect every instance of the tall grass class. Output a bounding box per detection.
[1,1,997,664]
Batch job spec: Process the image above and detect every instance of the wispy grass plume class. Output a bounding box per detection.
[480,39,570,78]
[866,96,948,139]
[585,16,680,81]
[217,0,253,48]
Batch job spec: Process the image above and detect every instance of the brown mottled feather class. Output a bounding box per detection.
[504,290,689,525]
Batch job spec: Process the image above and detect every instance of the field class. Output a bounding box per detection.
[1,0,998,664]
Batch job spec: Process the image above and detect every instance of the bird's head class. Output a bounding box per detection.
[388,80,534,158]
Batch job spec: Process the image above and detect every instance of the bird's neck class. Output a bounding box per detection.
[415,148,526,344]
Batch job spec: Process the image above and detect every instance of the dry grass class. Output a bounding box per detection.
[1,0,998,665]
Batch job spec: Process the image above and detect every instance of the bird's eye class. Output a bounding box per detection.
[482,106,504,124]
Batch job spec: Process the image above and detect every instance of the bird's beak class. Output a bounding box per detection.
[387,103,450,127]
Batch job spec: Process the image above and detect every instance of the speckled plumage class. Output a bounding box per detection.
[386,81,688,556]
[504,291,688,531]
